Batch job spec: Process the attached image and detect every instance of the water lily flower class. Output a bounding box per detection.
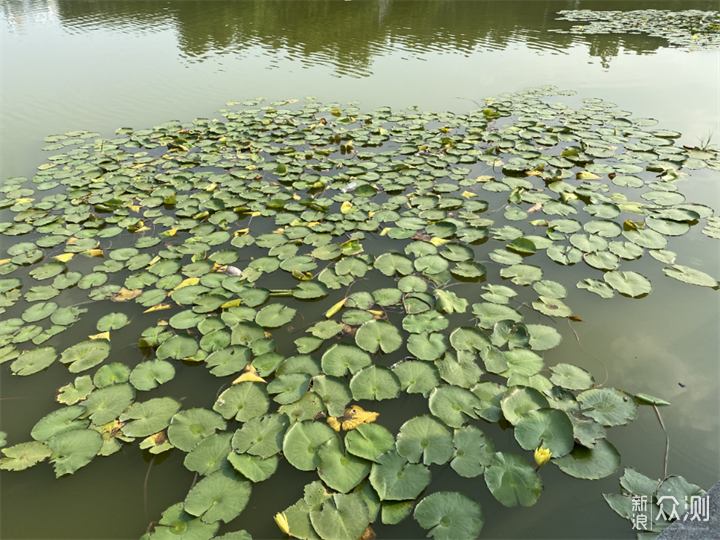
[534,444,552,470]
[274,512,290,535]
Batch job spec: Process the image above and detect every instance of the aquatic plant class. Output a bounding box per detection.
[552,9,720,52]
[0,85,717,539]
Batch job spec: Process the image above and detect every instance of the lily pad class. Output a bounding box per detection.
[355,320,402,354]
[369,450,430,501]
[554,439,621,480]
[414,491,484,540]
[450,425,494,478]
[396,414,453,466]
[120,397,181,438]
[184,468,252,524]
[48,429,103,477]
[484,452,542,507]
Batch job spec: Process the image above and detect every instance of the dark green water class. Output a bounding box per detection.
[1,1,718,539]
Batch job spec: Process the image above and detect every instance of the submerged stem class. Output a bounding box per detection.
[144,455,155,517]
[567,319,609,387]
[653,404,670,479]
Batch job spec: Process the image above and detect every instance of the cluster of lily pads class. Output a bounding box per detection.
[0,85,718,539]
[551,9,720,52]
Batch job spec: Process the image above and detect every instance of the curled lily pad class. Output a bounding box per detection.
[344,424,395,463]
[414,491,484,540]
[663,265,718,287]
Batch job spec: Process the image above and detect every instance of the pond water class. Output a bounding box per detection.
[1,1,719,539]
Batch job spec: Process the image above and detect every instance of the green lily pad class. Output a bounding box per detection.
[350,366,400,401]
[256,303,296,328]
[157,334,199,361]
[603,271,652,297]
[168,408,227,452]
[283,420,338,471]
[514,408,574,458]
[345,424,395,463]
[355,320,402,354]
[184,468,252,524]
[231,413,289,458]
[554,439,621,480]
[428,386,481,428]
[120,397,181,438]
[393,361,441,396]
[184,432,232,476]
[414,491,484,540]
[214,382,269,422]
[309,492,369,540]
[450,425,494,478]
[577,388,638,426]
[369,450,430,501]
[83,383,135,425]
[48,429,103,477]
[549,364,595,390]
[500,386,549,425]
[22,302,58,323]
[663,265,718,288]
[96,312,128,332]
[484,452,542,507]
[11,346,57,376]
[228,453,278,483]
[0,441,52,471]
[31,405,88,441]
[318,439,372,494]
[321,343,372,377]
[396,414,453,466]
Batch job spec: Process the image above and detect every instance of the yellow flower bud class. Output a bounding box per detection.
[274,512,290,535]
[534,445,552,468]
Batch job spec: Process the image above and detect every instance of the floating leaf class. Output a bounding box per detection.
[120,397,181,438]
[48,429,103,477]
[414,491,484,540]
[484,452,542,507]
[283,420,338,471]
[369,450,430,501]
[450,425,494,478]
[396,414,453,466]
[355,320,402,354]
[0,441,52,471]
[184,468,252,524]
[554,439,621,480]
[663,265,718,288]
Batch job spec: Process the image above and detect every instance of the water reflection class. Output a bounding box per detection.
[4,0,718,77]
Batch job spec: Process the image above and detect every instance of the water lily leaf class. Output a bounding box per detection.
[428,386,481,428]
[403,311,448,334]
[350,366,400,401]
[0,441,52,471]
[318,439,372,494]
[472,303,522,329]
[407,332,448,361]
[47,429,103,477]
[635,393,671,407]
[96,312,128,332]
[11,346,57,376]
[83,383,135,425]
[450,261,486,278]
[500,264,543,285]
[29,261,66,280]
[293,281,329,300]
[382,500,414,526]
[500,386,549,425]
[577,279,614,298]
[373,288,403,306]
[369,450,430,501]
[206,346,250,377]
[232,413,288,458]
[663,265,718,287]
[374,253,414,276]
[130,359,176,391]
[396,414,453,465]
[414,491,484,540]
[393,361,441,396]
[450,425,494,478]
[514,408,574,458]
[549,364,594,390]
[603,270,652,297]
[434,289,468,314]
[554,439,621,480]
[168,408,227,452]
[31,405,88,441]
[532,296,572,318]
[547,245,582,265]
[311,375,352,417]
[309,320,345,340]
[415,255,449,275]
[56,375,94,405]
[355,320,402,354]
[22,302,58,323]
[283,420,338,471]
[184,468,252,524]
[502,349,544,377]
[59,340,111,373]
[657,476,706,517]
[309,492,369,540]
[622,229,667,250]
[228,453,278,483]
[577,388,638,426]
[184,432,232,476]
[149,502,220,540]
[93,363,131,387]
[232,322,266,346]
[214,382,269,422]
[120,397,181,438]
[484,452,542,507]
[157,334,199,360]
[345,424,395,463]
[279,392,325,425]
[268,373,312,405]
